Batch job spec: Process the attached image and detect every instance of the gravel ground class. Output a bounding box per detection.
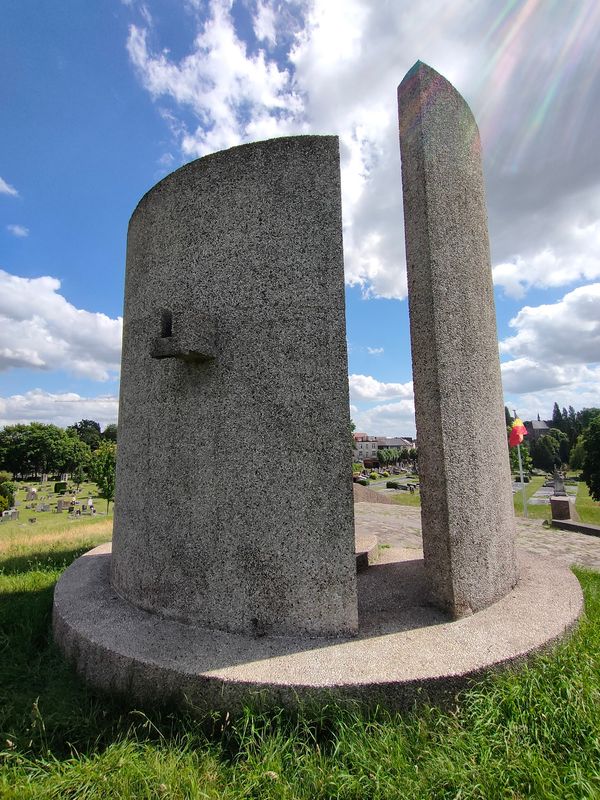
[354,502,600,572]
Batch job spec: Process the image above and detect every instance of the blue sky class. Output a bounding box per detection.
[2,0,600,436]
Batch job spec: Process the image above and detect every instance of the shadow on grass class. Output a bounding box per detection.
[0,544,99,576]
[1,561,598,786]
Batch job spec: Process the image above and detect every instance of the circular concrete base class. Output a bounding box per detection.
[53,543,583,712]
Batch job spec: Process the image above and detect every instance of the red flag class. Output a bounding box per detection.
[509,418,527,447]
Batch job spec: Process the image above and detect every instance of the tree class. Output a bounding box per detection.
[582,417,600,501]
[505,406,514,428]
[577,408,600,432]
[0,424,30,477]
[547,427,570,464]
[569,435,586,471]
[530,435,560,472]
[377,448,389,467]
[89,442,117,513]
[509,442,532,475]
[0,480,16,507]
[567,405,578,446]
[551,402,563,431]
[0,423,75,478]
[102,423,118,443]
[67,419,102,451]
[409,448,418,471]
[61,435,92,475]
[71,463,87,490]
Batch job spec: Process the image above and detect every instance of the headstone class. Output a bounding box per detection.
[398,62,518,617]
[36,504,50,512]
[550,496,570,520]
[553,470,566,496]
[26,489,37,501]
[111,135,357,637]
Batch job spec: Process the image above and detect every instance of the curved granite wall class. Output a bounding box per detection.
[111,136,358,637]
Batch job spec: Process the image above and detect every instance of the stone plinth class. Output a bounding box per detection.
[53,542,582,713]
[111,136,357,638]
[398,62,518,617]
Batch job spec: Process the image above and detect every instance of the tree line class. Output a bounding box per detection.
[505,404,600,501]
[0,419,118,512]
[376,447,418,469]
[0,419,116,479]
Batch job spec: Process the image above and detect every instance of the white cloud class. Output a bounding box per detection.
[500,283,600,366]
[504,381,600,427]
[366,346,384,355]
[352,399,415,438]
[0,177,18,197]
[126,4,303,158]
[493,222,600,299]
[0,269,122,381]
[6,224,29,238]
[349,373,413,402]
[253,1,277,46]
[126,0,600,302]
[0,389,118,428]
[157,151,175,167]
[501,358,600,395]
[499,282,600,411]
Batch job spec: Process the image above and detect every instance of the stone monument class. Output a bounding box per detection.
[111,135,357,638]
[398,61,518,618]
[53,70,581,713]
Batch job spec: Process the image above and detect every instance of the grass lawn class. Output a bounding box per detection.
[512,475,551,520]
[576,481,600,526]
[1,525,599,797]
[386,476,553,518]
[1,481,113,558]
[390,491,422,507]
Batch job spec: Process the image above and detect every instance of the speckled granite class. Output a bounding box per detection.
[398,63,518,617]
[53,542,582,713]
[111,136,357,637]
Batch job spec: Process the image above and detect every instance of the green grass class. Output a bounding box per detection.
[390,491,422,507]
[387,476,553,518]
[512,475,551,520]
[1,481,113,552]
[576,481,600,526]
[1,530,599,797]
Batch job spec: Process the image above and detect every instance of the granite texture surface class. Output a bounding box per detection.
[53,543,582,713]
[398,63,518,617]
[111,136,357,637]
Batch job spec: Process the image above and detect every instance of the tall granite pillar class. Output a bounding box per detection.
[111,136,358,638]
[398,62,518,617]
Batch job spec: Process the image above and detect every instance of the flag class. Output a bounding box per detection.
[509,418,527,447]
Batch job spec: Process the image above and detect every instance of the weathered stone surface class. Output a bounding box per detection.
[398,62,518,617]
[111,136,357,637]
[53,542,582,713]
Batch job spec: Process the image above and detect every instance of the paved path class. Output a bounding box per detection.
[354,503,600,572]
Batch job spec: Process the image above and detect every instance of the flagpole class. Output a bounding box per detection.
[517,443,528,518]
